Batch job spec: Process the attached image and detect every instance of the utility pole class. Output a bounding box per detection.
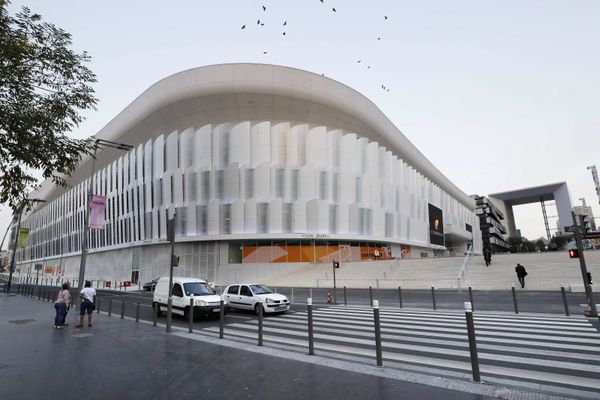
[6,199,46,293]
[571,211,597,317]
[166,212,178,333]
[588,165,600,205]
[77,139,133,295]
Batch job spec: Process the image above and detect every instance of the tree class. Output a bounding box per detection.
[507,236,535,253]
[534,239,547,252]
[0,2,97,213]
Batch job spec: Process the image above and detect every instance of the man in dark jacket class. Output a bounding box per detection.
[515,264,527,288]
[483,248,491,267]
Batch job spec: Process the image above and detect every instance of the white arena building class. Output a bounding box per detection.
[11,64,482,286]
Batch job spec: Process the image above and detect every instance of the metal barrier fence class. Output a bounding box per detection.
[8,280,595,384]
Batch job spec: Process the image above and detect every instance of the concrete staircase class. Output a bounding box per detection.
[265,256,466,289]
[264,250,600,291]
[464,250,600,291]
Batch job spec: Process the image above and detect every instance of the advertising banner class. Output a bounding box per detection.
[89,195,107,229]
[400,245,412,259]
[428,203,445,246]
[17,228,29,248]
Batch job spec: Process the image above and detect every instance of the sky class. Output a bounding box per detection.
[2,0,600,247]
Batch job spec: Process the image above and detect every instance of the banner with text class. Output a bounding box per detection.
[89,195,107,229]
[17,228,29,248]
[428,204,445,246]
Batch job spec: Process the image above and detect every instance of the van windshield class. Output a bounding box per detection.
[184,282,215,296]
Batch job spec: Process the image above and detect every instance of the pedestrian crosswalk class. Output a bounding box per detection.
[200,305,600,397]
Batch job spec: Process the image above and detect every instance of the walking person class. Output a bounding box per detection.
[515,263,528,288]
[54,282,71,328]
[76,281,96,328]
[483,248,492,267]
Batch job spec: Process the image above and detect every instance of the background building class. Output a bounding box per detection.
[9,64,482,285]
[472,195,509,253]
[572,202,597,232]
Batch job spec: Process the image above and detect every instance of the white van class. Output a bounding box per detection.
[153,277,225,319]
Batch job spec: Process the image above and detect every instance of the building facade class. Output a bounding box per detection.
[472,195,509,253]
[572,205,597,232]
[11,64,482,285]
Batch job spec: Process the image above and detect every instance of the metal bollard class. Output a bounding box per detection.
[373,300,383,367]
[398,286,403,308]
[38,287,41,300]
[307,298,314,355]
[469,286,475,312]
[586,284,598,317]
[309,288,313,300]
[153,303,157,326]
[166,297,173,333]
[291,288,294,305]
[219,297,224,339]
[369,286,373,307]
[431,287,437,311]
[560,285,570,316]
[511,285,519,314]
[97,297,101,313]
[188,298,194,333]
[257,301,264,346]
[136,302,140,322]
[343,286,347,306]
[120,301,125,319]
[108,298,113,316]
[464,302,481,382]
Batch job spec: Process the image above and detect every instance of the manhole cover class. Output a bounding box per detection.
[8,319,35,325]
[71,333,94,338]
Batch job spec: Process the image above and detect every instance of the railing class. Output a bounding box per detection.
[456,244,473,290]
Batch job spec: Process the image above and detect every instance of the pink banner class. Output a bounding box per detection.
[89,195,107,229]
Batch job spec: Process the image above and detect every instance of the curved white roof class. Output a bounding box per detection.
[36,63,474,210]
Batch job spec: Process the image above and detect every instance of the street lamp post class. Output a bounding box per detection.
[77,138,133,295]
[6,199,46,293]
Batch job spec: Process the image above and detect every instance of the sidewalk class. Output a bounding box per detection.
[0,293,568,400]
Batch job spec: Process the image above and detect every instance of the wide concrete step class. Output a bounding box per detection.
[265,250,600,291]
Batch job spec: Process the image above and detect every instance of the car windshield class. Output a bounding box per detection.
[184,282,215,296]
[249,284,274,295]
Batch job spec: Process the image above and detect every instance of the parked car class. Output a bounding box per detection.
[153,277,226,319]
[143,278,159,292]
[223,283,290,315]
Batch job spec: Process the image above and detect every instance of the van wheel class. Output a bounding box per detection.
[183,307,190,320]
[153,302,163,317]
[254,303,264,316]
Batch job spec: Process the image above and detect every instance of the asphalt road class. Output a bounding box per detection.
[7,282,597,332]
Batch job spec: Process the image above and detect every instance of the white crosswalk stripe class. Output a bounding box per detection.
[201,305,600,396]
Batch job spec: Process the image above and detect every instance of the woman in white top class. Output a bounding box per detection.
[76,280,96,328]
[54,282,71,328]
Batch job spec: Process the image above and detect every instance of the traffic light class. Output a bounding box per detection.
[172,255,180,267]
[583,219,591,234]
[333,261,340,269]
[568,249,579,259]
